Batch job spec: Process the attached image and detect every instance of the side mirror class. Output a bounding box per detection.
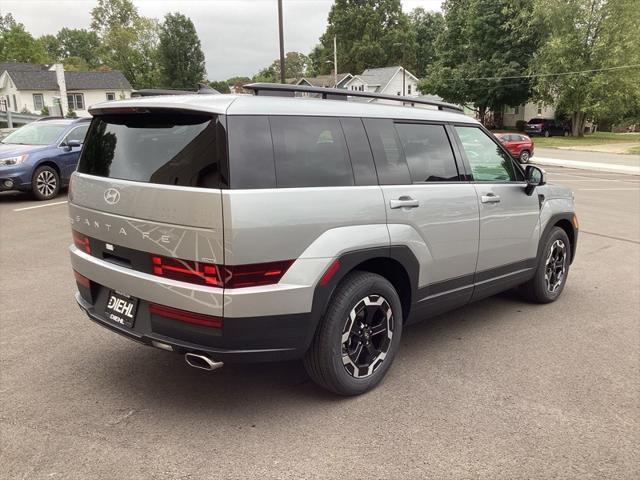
[67,139,82,149]
[525,165,546,195]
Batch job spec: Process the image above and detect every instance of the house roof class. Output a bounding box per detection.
[348,66,419,92]
[297,73,352,88]
[3,68,132,91]
[0,62,49,73]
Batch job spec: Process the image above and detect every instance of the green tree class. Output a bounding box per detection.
[419,0,541,123]
[409,8,444,77]
[100,17,162,89]
[309,0,415,76]
[158,13,206,89]
[63,56,90,71]
[253,52,309,83]
[531,0,640,136]
[38,34,61,62]
[56,28,101,68]
[90,0,139,36]
[208,80,231,94]
[0,16,47,63]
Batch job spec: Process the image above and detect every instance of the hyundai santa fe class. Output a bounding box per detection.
[68,84,578,395]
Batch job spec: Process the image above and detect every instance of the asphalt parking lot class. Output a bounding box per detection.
[1,166,638,479]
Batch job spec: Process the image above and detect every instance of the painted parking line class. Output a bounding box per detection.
[13,200,68,212]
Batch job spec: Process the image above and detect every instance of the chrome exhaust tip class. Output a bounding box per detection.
[184,352,224,371]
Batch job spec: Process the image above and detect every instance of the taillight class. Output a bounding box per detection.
[151,255,221,287]
[72,230,90,254]
[149,303,223,328]
[73,270,90,288]
[225,260,294,288]
[149,254,293,288]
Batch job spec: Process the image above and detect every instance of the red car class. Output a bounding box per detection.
[494,133,534,163]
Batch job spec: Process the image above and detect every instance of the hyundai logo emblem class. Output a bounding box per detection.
[104,188,120,205]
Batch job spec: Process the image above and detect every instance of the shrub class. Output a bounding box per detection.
[515,120,526,131]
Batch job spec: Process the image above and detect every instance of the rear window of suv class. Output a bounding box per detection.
[77,112,225,188]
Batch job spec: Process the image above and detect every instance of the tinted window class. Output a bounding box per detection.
[64,124,89,144]
[340,117,377,185]
[455,126,521,182]
[363,118,410,185]
[227,115,276,189]
[528,118,544,124]
[395,123,459,182]
[78,112,224,188]
[270,116,353,188]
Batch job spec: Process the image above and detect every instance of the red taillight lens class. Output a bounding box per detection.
[149,303,223,328]
[151,255,221,287]
[72,230,90,254]
[149,255,293,288]
[225,260,294,288]
[73,270,90,288]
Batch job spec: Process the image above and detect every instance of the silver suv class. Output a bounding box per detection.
[68,85,578,395]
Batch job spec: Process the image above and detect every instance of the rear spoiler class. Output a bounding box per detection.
[132,83,219,97]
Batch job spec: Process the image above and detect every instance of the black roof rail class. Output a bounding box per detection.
[244,82,464,113]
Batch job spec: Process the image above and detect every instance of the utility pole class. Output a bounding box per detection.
[333,35,338,87]
[278,0,286,84]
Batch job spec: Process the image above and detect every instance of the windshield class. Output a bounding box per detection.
[2,123,68,145]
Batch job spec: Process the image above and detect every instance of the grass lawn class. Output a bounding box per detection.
[534,131,639,147]
[493,131,640,152]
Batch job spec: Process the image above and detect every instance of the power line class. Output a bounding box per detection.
[465,64,640,81]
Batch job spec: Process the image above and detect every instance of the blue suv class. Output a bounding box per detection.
[0,118,90,200]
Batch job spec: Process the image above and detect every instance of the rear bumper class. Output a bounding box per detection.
[75,291,315,363]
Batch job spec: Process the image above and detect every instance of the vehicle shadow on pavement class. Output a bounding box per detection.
[75,290,529,409]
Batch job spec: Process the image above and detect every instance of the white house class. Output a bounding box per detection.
[296,72,353,89]
[343,66,420,100]
[502,102,556,127]
[0,62,132,117]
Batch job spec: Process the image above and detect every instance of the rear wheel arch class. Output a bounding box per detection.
[309,246,419,337]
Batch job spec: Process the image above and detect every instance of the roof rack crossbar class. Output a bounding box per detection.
[243,82,464,113]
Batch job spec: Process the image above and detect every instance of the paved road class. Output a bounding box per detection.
[1,167,639,479]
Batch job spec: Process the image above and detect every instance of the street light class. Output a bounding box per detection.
[393,42,406,97]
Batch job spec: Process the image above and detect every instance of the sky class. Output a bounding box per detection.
[1,0,443,80]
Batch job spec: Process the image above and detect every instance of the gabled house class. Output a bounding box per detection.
[0,62,132,117]
[342,66,419,99]
[296,73,353,89]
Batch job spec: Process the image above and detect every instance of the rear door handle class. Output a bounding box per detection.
[390,196,419,209]
[481,193,501,204]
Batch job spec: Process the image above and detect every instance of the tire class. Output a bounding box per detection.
[519,150,531,163]
[32,165,60,200]
[544,130,551,138]
[520,226,571,303]
[304,271,403,395]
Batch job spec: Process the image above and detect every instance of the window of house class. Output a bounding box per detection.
[33,94,44,111]
[514,105,519,114]
[67,93,85,110]
[537,103,543,115]
[395,123,459,182]
[106,92,116,101]
[407,84,412,95]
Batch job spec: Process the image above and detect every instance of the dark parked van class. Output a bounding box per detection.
[524,118,569,137]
